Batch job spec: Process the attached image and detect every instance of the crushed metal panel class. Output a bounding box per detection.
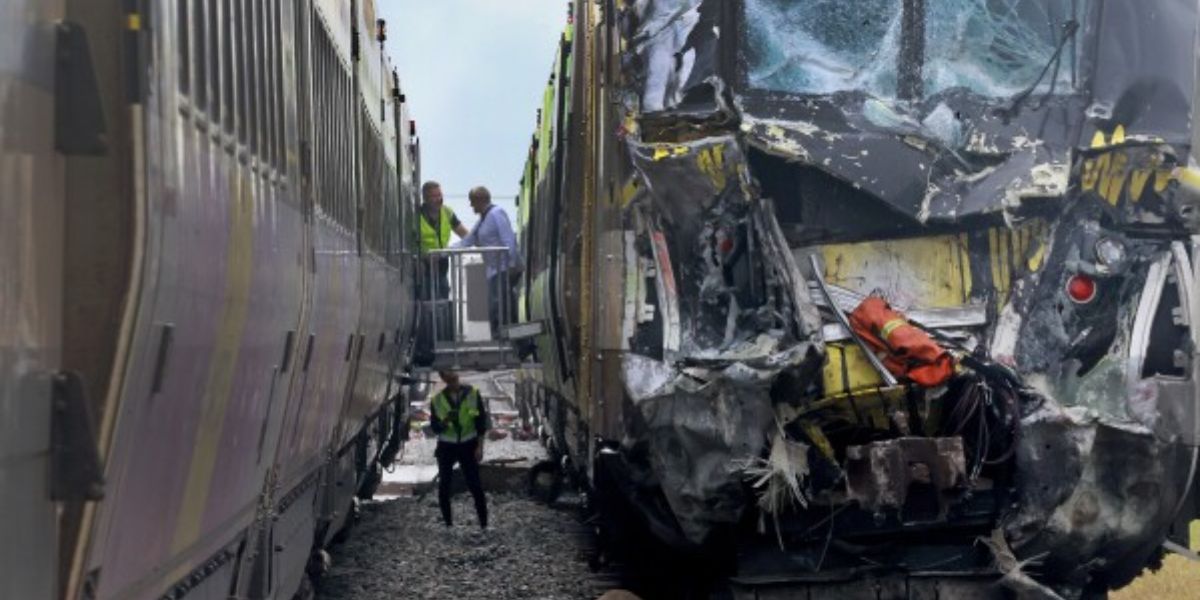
[648,230,681,355]
[596,230,630,351]
[845,437,968,522]
[628,361,777,544]
[802,235,974,309]
[1005,400,1195,589]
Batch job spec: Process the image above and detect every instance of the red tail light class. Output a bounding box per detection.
[1066,273,1097,304]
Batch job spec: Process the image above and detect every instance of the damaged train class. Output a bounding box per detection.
[517,0,1200,597]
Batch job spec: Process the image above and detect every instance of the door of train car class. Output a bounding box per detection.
[1,1,69,598]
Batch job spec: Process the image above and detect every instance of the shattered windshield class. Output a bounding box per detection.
[743,0,902,97]
[743,0,1083,99]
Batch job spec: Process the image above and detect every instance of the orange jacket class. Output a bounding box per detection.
[848,296,955,387]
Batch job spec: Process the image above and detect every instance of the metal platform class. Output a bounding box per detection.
[416,247,542,373]
[431,341,522,371]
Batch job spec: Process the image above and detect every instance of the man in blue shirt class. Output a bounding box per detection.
[455,186,524,343]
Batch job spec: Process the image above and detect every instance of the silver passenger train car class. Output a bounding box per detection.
[1,0,420,598]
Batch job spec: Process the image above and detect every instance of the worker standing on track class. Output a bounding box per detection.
[454,186,529,355]
[417,181,469,365]
[430,370,490,529]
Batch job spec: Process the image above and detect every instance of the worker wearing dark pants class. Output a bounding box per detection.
[430,370,490,528]
[416,181,469,365]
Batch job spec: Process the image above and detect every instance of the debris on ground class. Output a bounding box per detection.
[317,493,600,600]
[398,437,548,467]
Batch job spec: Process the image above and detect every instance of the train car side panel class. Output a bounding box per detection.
[0,1,66,598]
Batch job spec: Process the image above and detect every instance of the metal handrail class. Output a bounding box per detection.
[418,246,519,370]
[423,246,510,255]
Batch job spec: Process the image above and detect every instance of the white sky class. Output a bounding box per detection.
[379,1,569,230]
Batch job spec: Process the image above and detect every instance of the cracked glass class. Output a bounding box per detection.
[743,0,1084,99]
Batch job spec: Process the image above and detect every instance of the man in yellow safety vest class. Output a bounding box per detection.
[430,370,490,528]
[418,180,469,294]
[417,181,469,364]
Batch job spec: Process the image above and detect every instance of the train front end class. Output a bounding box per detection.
[604,1,1200,596]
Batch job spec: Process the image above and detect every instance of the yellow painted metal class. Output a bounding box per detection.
[1175,166,1200,189]
[819,234,971,309]
[822,343,886,395]
[650,144,690,161]
[695,144,727,191]
[1027,239,1047,272]
[578,0,596,423]
[1082,126,1176,204]
[171,174,256,553]
[991,220,1046,301]
[797,420,836,461]
[1111,124,1126,145]
[620,176,639,207]
[802,385,909,432]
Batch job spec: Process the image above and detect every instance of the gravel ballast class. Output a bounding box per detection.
[317,493,601,600]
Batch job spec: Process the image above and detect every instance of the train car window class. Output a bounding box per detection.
[364,116,373,250]
[263,0,277,170]
[193,0,206,109]
[388,171,400,263]
[319,30,329,216]
[314,15,334,220]
[246,0,259,156]
[324,35,333,217]
[178,0,190,95]
[334,72,342,224]
[274,0,287,172]
[222,0,234,133]
[315,21,326,216]
[339,77,349,226]
[207,0,220,123]
[237,0,248,143]
[293,0,309,182]
[345,86,351,226]
[262,0,275,169]
[334,72,343,224]
[255,0,269,165]
[324,47,334,220]
[383,168,392,259]
[361,117,370,247]
[368,122,383,252]
[346,80,355,228]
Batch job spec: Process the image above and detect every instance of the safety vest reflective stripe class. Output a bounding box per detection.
[419,207,454,253]
[880,318,907,341]
[432,387,481,444]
